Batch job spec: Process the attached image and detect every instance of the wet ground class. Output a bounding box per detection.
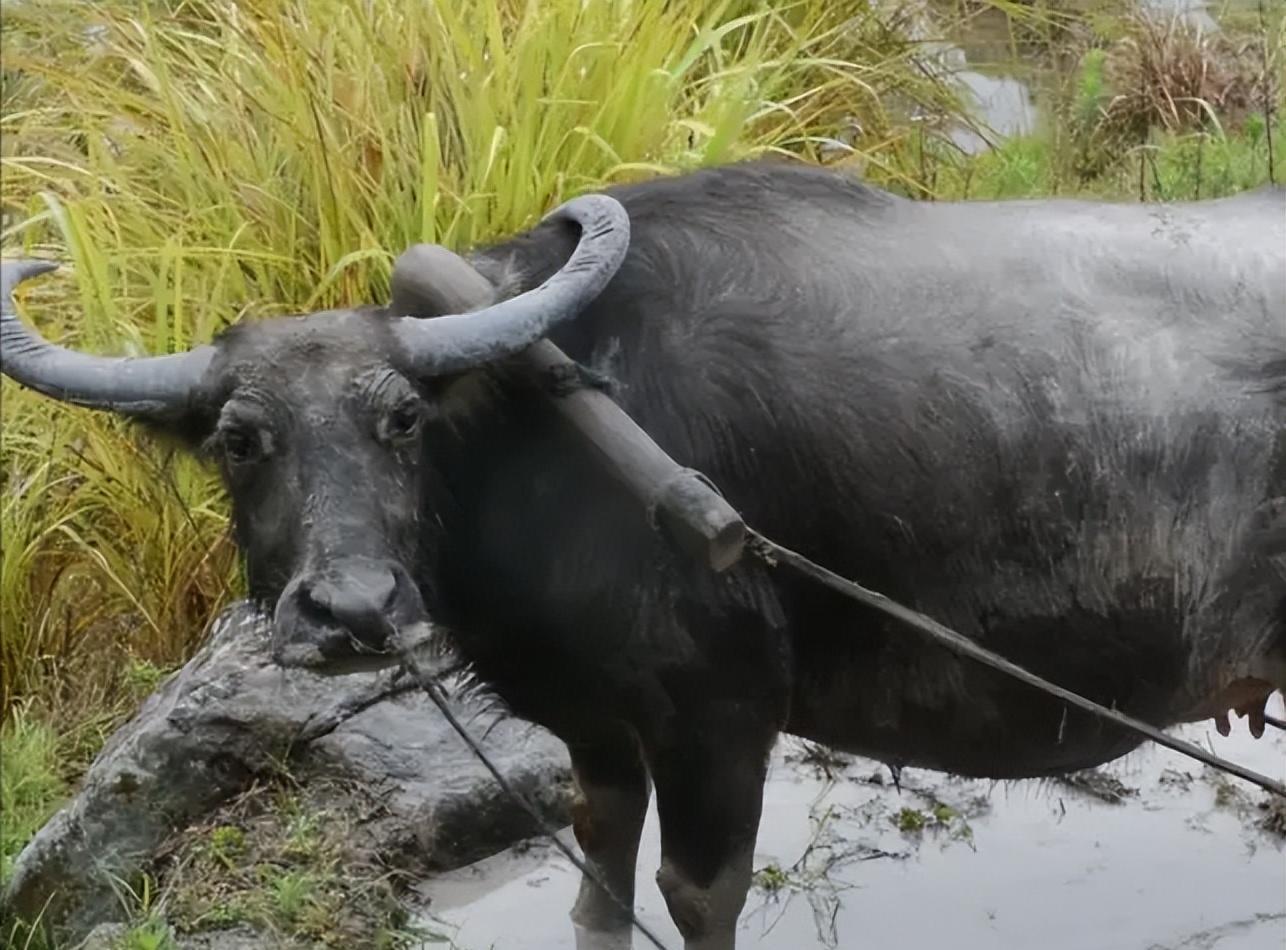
[416,694,1285,950]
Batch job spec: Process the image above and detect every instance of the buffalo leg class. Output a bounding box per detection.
[569,730,652,949]
[647,716,776,950]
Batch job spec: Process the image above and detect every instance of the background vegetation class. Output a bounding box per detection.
[1,0,1281,944]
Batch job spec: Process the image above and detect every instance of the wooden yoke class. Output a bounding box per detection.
[521,339,746,571]
[389,243,748,573]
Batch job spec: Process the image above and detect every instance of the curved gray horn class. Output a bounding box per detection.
[1,259,214,416]
[389,193,630,375]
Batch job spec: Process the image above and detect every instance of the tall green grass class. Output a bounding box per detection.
[1,0,974,728]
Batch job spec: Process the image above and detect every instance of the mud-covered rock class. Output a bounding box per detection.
[2,602,573,947]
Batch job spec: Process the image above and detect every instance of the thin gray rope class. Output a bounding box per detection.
[745,528,1286,799]
[390,632,673,950]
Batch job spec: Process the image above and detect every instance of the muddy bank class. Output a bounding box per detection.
[417,695,1286,949]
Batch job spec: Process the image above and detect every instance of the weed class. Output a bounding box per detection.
[114,915,179,950]
[150,773,424,946]
[894,806,928,833]
[262,867,325,928]
[753,862,792,893]
[749,801,901,949]
[1102,11,1276,137]
[784,738,854,779]
[282,807,326,861]
[0,709,75,886]
[1208,770,1249,811]
[122,659,172,699]
[1057,768,1139,805]
[1258,796,1286,839]
[202,824,246,871]
[893,798,976,846]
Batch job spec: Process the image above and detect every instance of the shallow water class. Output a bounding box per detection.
[416,695,1285,950]
[935,3,1044,154]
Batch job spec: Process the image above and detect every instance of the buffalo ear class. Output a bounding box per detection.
[389,244,497,318]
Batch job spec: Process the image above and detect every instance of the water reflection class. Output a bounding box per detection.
[948,68,1039,154]
[930,2,1047,155]
[419,696,1286,950]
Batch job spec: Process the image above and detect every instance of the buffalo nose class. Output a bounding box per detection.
[300,559,401,647]
[272,557,427,668]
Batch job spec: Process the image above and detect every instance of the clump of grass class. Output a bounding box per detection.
[1,702,124,887]
[154,775,443,947]
[894,805,929,833]
[891,798,976,846]
[0,709,66,886]
[1059,8,1282,179]
[113,914,180,950]
[753,861,792,893]
[1100,12,1275,138]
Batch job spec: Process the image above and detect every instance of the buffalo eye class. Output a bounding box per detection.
[381,401,423,443]
[221,427,264,466]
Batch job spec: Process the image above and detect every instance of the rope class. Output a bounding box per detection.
[392,632,673,950]
[745,529,1286,799]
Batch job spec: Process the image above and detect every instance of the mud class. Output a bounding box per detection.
[414,695,1285,949]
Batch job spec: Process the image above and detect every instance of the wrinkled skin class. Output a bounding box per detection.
[6,162,1286,949]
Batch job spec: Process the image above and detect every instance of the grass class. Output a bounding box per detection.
[0,710,65,887]
[926,118,1286,200]
[1,701,126,890]
[0,0,1282,944]
[153,775,449,947]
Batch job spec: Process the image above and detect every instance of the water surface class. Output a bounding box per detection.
[418,696,1285,950]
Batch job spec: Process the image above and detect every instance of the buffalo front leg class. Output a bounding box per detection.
[647,716,776,950]
[569,730,652,950]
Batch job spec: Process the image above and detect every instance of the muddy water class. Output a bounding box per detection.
[415,696,1285,950]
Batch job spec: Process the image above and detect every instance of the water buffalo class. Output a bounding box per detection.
[3,161,1284,950]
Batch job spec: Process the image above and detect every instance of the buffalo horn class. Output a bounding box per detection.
[1,259,213,416]
[388,193,629,375]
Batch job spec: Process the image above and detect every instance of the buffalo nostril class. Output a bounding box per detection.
[297,561,401,647]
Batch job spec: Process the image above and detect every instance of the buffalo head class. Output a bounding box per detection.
[1,196,630,669]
